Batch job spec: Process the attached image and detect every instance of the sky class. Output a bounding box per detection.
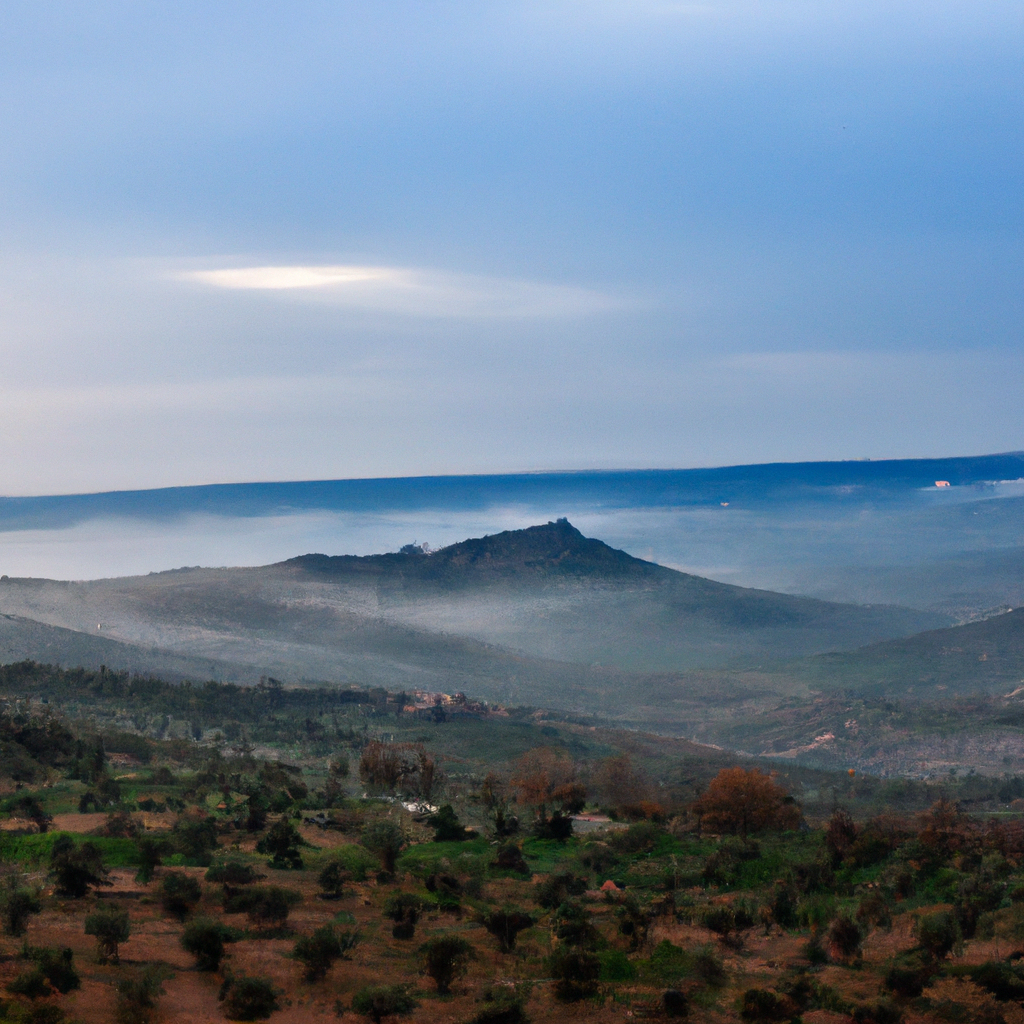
[0,0,1022,497]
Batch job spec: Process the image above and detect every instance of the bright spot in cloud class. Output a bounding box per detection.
[176,264,622,318]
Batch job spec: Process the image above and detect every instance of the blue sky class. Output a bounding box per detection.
[0,1,1022,495]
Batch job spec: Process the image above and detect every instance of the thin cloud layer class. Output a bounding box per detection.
[178,265,620,318]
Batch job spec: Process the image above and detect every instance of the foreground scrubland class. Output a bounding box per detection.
[0,663,1020,1023]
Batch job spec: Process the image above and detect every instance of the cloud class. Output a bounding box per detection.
[176,264,621,319]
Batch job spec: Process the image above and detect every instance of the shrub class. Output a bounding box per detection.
[917,911,958,960]
[317,859,350,899]
[420,934,475,995]
[851,1000,903,1024]
[824,808,858,867]
[206,863,263,886]
[599,949,637,982]
[427,805,468,842]
[221,975,280,1020]
[255,818,304,869]
[383,893,424,940]
[223,885,301,932]
[351,984,418,1022]
[554,900,599,949]
[293,924,360,982]
[8,967,52,999]
[491,844,529,874]
[827,915,863,961]
[135,838,164,884]
[482,908,534,953]
[740,988,793,1023]
[115,966,165,1024]
[170,814,219,866]
[19,946,80,996]
[663,989,689,1018]
[181,918,232,971]
[84,904,131,963]
[0,877,41,936]
[160,871,202,920]
[470,985,530,1024]
[548,946,600,1002]
[533,811,573,841]
[692,768,801,837]
[534,872,587,910]
[361,820,405,876]
[48,836,110,898]
[617,893,651,950]
[609,821,663,855]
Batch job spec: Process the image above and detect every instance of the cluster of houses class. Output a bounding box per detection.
[401,690,506,721]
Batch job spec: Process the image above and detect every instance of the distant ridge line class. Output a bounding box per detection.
[0,451,1022,532]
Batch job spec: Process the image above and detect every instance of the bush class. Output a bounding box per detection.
[255,818,304,869]
[664,989,689,1018]
[160,870,202,920]
[383,893,424,940]
[482,908,534,953]
[8,967,52,1000]
[609,821,664,855]
[293,924,360,981]
[427,805,468,842]
[170,815,219,866]
[827,915,863,961]
[0,877,41,936]
[491,843,529,874]
[470,986,530,1024]
[115,966,165,1024]
[206,863,263,886]
[553,900,599,949]
[221,975,280,1020]
[135,838,164,884]
[740,988,793,1023]
[84,904,131,963]
[420,934,475,994]
[181,918,232,971]
[317,859,349,899]
[548,946,600,1002]
[351,984,418,1022]
[917,911,958,960]
[223,885,301,932]
[534,872,587,910]
[48,836,110,898]
[361,820,405,875]
[18,947,80,996]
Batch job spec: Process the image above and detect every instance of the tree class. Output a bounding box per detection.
[85,903,131,963]
[482,908,534,953]
[420,934,475,994]
[160,871,202,920]
[824,809,858,867]
[181,918,230,971]
[255,818,305,869]
[548,946,600,1002]
[223,885,301,932]
[917,911,958,960]
[169,814,219,866]
[0,874,41,936]
[317,858,350,899]
[384,893,425,940]
[351,984,418,1023]
[293,923,360,981]
[362,820,405,876]
[206,862,263,886]
[691,768,801,837]
[135,837,165,884]
[221,975,279,1020]
[8,946,79,998]
[115,965,165,1024]
[359,741,435,801]
[49,835,110,897]
[427,804,468,842]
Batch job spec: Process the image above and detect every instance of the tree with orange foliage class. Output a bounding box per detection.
[691,768,800,837]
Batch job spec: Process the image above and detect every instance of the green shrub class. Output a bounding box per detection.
[48,836,109,897]
[420,934,475,995]
[160,870,202,920]
[181,918,232,971]
[223,885,301,931]
[663,989,689,1018]
[317,859,349,899]
[0,878,41,936]
[917,911,958,960]
[84,904,131,963]
[534,872,587,910]
[599,949,636,982]
[221,975,279,1020]
[383,893,424,940]
[361,820,405,876]
[827,915,863,960]
[255,819,304,869]
[351,983,418,1022]
[740,988,792,1023]
[470,986,530,1024]
[482,908,534,953]
[548,946,600,1002]
[206,863,263,886]
[427,805,468,843]
[169,815,218,866]
[293,924,360,981]
[115,966,165,1024]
